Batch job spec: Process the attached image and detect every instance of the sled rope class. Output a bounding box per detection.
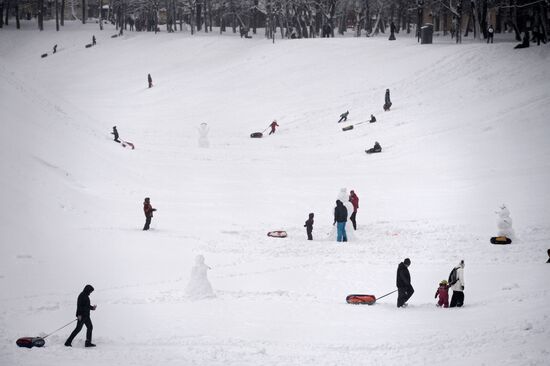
[43,319,77,339]
[376,290,398,301]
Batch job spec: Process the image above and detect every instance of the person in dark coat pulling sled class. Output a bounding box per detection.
[396,258,414,308]
[65,285,97,347]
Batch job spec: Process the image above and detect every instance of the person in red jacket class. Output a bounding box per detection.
[269,120,279,135]
[143,197,157,231]
[434,280,450,308]
[349,190,359,230]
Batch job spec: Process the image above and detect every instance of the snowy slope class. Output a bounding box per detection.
[1,21,550,366]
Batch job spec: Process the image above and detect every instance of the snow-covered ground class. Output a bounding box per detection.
[1,21,549,365]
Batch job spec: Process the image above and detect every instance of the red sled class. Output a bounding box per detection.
[267,231,287,238]
[16,337,45,348]
[346,294,376,305]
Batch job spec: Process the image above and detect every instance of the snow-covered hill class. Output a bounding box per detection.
[1,21,549,366]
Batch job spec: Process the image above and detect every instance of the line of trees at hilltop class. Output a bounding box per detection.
[0,0,548,43]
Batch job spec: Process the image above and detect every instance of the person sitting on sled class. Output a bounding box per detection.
[269,120,279,135]
[369,114,376,123]
[434,280,450,308]
[366,141,382,154]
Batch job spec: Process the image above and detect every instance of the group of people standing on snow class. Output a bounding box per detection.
[396,258,466,309]
[304,189,359,242]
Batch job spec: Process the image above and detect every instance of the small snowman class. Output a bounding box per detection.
[496,204,516,240]
[185,255,215,299]
[198,123,210,148]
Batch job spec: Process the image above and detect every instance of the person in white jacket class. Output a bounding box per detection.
[450,260,465,307]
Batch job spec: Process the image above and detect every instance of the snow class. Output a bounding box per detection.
[1,20,550,365]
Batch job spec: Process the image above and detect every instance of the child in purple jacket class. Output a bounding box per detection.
[435,280,450,308]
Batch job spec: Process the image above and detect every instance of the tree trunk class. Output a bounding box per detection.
[82,0,86,24]
[38,0,44,30]
[0,3,3,28]
[509,0,520,41]
[203,0,208,33]
[98,0,103,30]
[480,0,487,38]
[540,2,548,43]
[55,0,59,31]
[15,3,20,29]
[61,0,65,27]
[4,0,9,26]
[338,5,347,35]
[196,3,201,31]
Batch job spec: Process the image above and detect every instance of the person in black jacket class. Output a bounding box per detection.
[304,213,314,240]
[111,126,120,143]
[366,141,382,154]
[383,89,392,111]
[546,249,550,263]
[338,111,349,123]
[333,200,348,242]
[396,258,414,308]
[143,197,157,231]
[65,285,97,347]
[148,73,153,88]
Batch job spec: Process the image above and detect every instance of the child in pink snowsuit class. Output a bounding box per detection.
[435,280,449,308]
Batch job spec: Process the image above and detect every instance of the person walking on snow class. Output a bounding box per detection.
[547,249,550,263]
[396,258,414,308]
[487,25,494,43]
[304,213,314,240]
[65,285,97,347]
[148,73,153,88]
[450,260,465,307]
[384,89,392,111]
[269,120,279,135]
[435,280,450,308]
[143,197,157,231]
[348,190,359,230]
[92,35,96,46]
[333,200,348,242]
[111,126,120,143]
[338,111,349,123]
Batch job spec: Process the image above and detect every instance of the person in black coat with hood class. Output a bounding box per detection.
[383,89,392,111]
[396,258,414,308]
[65,285,97,347]
[111,126,120,143]
[333,200,348,242]
[304,213,314,240]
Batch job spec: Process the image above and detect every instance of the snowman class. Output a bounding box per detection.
[198,123,210,148]
[185,255,215,299]
[328,188,356,241]
[496,204,516,240]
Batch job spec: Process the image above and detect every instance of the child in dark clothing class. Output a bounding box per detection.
[435,280,450,308]
[304,213,314,240]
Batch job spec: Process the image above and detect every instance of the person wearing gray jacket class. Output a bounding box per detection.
[450,260,465,307]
